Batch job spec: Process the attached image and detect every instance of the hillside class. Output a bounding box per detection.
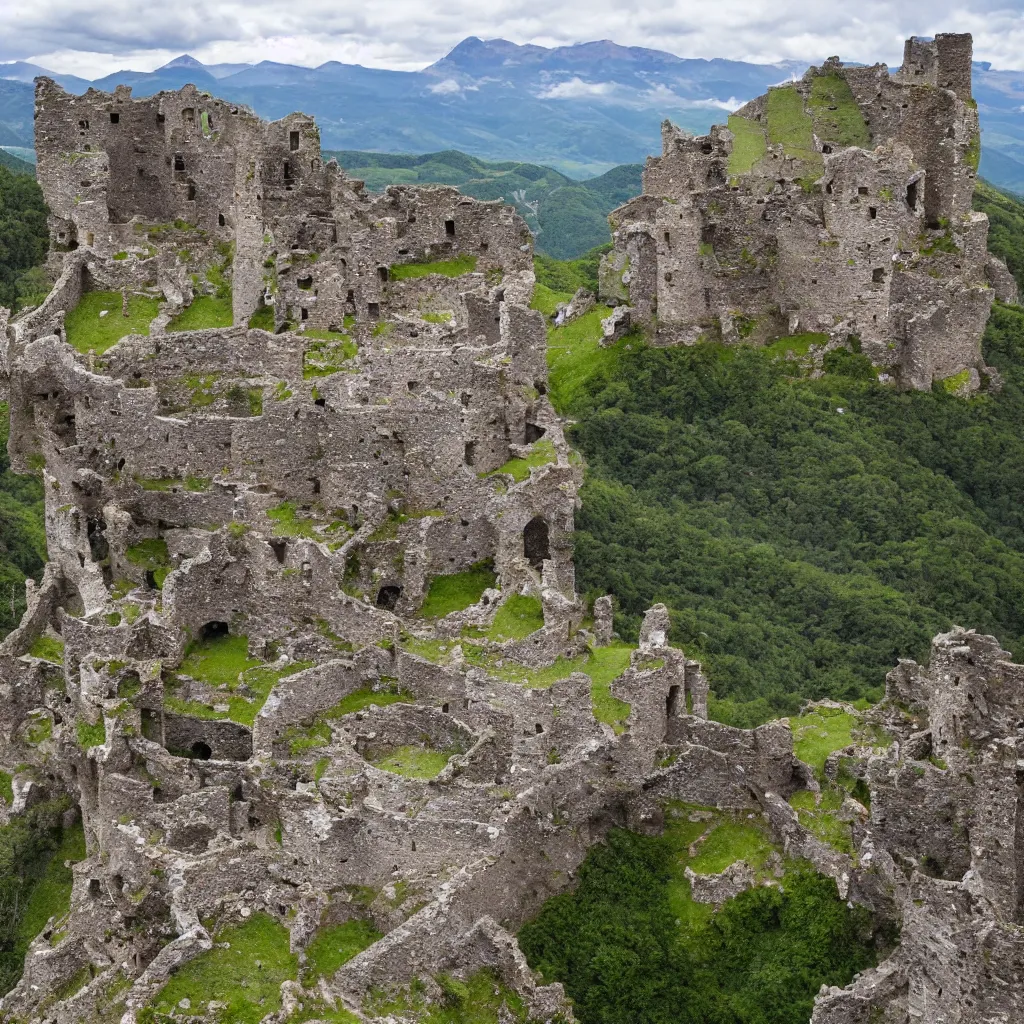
[540,184,1024,727]
[0,149,33,176]
[328,149,641,259]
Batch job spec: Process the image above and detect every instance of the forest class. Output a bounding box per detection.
[549,185,1024,725]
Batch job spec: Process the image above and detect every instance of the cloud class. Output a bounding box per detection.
[537,77,617,99]
[429,78,463,94]
[642,84,747,110]
[4,1,1024,79]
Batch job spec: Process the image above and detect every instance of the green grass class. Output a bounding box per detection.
[303,920,382,982]
[487,594,544,640]
[790,707,857,780]
[0,772,12,806]
[168,633,313,726]
[372,746,452,779]
[17,824,85,947]
[389,254,477,280]
[247,305,274,331]
[938,369,971,394]
[422,311,453,323]
[420,561,496,618]
[808,73,871,149]
[266,502,352,544]
[765,85,821,168]
[136,475,211,492]
[139,914,296,1024]
[688,821,775,874]
[77,719,106,749]
[530,282,574,317]
[546,304,623,415]
[727,115,768,177]
[585,642,634,732]
[124,538,171,588]
[487,439,557,483]
[303,332,358,378]
[323,686,416,717]
[28,635,64,664]
[762,332,828,360]
[283,686,413,755]
[64,291,160,354]
[788,788,854,855]
[366,969,531,1024]
[166,294,233,332]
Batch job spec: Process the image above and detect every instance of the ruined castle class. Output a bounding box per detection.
[600,33,1019,389]
[0,32,1022,1024]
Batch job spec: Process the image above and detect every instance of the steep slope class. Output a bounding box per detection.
[542,185,1024,726]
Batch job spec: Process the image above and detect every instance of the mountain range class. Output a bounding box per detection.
[1,37,1023,188]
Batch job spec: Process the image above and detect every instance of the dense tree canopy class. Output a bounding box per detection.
[0,164,48,312]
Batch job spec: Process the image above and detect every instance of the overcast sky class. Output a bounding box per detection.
[3,0,1024,79]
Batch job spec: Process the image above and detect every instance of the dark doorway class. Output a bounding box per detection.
[190,741,212,760]
[376,585,402,610]
[201,621,229,641]
[666,685,681,718]
[523,517,550,569]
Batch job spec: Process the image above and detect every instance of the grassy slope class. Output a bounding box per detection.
[326,149,641,260]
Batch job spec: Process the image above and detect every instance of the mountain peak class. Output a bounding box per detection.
[158,54,206,71]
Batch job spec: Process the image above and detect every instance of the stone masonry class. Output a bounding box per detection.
[600,34,1019,391]
[0,49,1022,1024]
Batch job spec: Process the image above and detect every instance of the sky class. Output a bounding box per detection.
[3,0,1024,79]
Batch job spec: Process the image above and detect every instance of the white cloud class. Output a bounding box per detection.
[537,77,617,99]
[429,78,463,94]
[642,84,747,110]
[4,1,1024,78]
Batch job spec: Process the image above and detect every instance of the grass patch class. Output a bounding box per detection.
[487,594,544,640]
[531,282,574,317]
[420,561,496,618]
[303,332,358,378]
[77,719,106,749]
[766,85,820,168]
[124,538,171,588]
[389,254,477,280]
[372,746,452,779]
[689,821,775,874]
[762,332,828,360]
[585,642,634,732]
[546,305,623,415]
[422,311,452,323]
[166,294,233,332]
[366,969,531,1024]
[139,914,295,1024]
[0,772,12,806]
[169,633,314,727]
[303,920,382,982]
[790,707,856,780]
[789,788,854,855]
[323,685,414,718]
[808,73,871,149]
[487,439,557,483]
[28,635,64,664]
[727,115,768,177]
[247,305,274,331]
[64,291,160,354]
[266,502,352,545]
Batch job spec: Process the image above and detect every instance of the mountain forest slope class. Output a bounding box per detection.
[540,183,1024,726]
[328,149,641,259]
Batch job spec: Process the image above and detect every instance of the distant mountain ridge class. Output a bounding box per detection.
[1,37,1022,188]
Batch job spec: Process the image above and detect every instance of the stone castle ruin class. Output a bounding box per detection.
[600,33,1019,390]
[0,33,1022,1024]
